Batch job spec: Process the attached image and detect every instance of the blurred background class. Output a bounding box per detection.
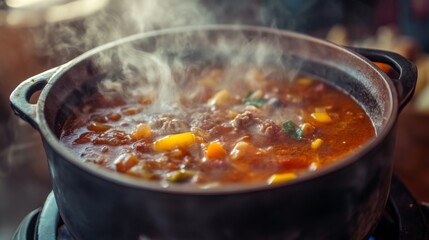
[1,0,428,239]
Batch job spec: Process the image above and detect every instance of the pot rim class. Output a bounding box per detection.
[37,24,398,194]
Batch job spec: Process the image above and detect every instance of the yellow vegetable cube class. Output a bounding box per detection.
[208,89,232,107]
[311,112,332,123]
[297,77,313,86]
[300,123,314,136]
[267,172,297,185]
[228,111,238,119]
[311,138,324,150]
[153,132,197,152]
[230,141,249,160]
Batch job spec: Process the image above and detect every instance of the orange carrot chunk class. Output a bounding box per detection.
[205,141,227,159]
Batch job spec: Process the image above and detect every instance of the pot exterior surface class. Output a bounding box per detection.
[45,132,394,240]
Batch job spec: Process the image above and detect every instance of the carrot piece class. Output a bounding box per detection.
[130,123,151,140]
[373,62,392,74]
[205,141,227,159]
[87,122,112,132]
[114,154,139,173]
[107,113,121,121]
[267,172,297,185]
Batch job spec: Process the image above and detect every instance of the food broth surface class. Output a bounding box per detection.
[60,68,375,187]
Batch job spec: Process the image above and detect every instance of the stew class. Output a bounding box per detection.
[60,68,375,187]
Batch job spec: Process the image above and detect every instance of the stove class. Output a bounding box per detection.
[12,176,429,240]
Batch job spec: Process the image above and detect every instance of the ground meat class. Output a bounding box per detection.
[151,116,189,134]
[133,141,153,153]
[209,123,235,137]
[259,119,282,137]
[231,111,262,129]
[244,105,263,117]
[191,112,229,130]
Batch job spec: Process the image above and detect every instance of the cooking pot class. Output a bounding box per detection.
[9,25,416,240]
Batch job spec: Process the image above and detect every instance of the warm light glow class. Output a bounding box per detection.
[6,0,62,9]
[46,0,109,23]
[1,0,109,27]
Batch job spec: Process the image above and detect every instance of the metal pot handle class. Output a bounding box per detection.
[9,67,60,130]
[349,47,417,112]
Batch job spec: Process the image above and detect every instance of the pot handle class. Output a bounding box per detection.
[349,47,417,112]
[9,67,60,130]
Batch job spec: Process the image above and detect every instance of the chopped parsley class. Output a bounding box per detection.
[282,120,303,140]
[243,91,265,107]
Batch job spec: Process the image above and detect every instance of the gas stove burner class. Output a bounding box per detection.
[370,177,428,239]
[13,176,429,240]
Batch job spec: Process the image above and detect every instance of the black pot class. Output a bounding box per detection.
[10,25,417,240]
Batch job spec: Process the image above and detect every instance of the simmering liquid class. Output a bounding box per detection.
[60,68,375,187]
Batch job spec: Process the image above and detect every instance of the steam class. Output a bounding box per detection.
[33,0,304,116]
[37,0,215,63]
[98,50,179,113]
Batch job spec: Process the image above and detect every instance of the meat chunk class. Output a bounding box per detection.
[259,119,281,137]
[191,112,229,130]
[151,116,189,134]
[209,124,235,137]
[231,111,262,129]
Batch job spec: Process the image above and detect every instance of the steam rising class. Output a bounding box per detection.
[35,0,304,115]
[39,0,215,62]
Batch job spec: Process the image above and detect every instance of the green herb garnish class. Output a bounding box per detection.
[282,120,303,140]
[243,91,265,107]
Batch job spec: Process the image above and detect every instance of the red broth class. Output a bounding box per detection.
[60,68,375,187]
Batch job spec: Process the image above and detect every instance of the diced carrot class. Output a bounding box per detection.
[373,62,392,74]
[205,141,227,159]
[92,115,108,123]
[73,132,95,144]
[267,172,297,185]
[169,149,184,158]
[138,96,153,105]
[130,123,151,140]
[122,107,139,115]
[300,123,315,136]
[107,113,121,121]
[114,154,139,173]
[87,122,112,132]
[153,132,197,152]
